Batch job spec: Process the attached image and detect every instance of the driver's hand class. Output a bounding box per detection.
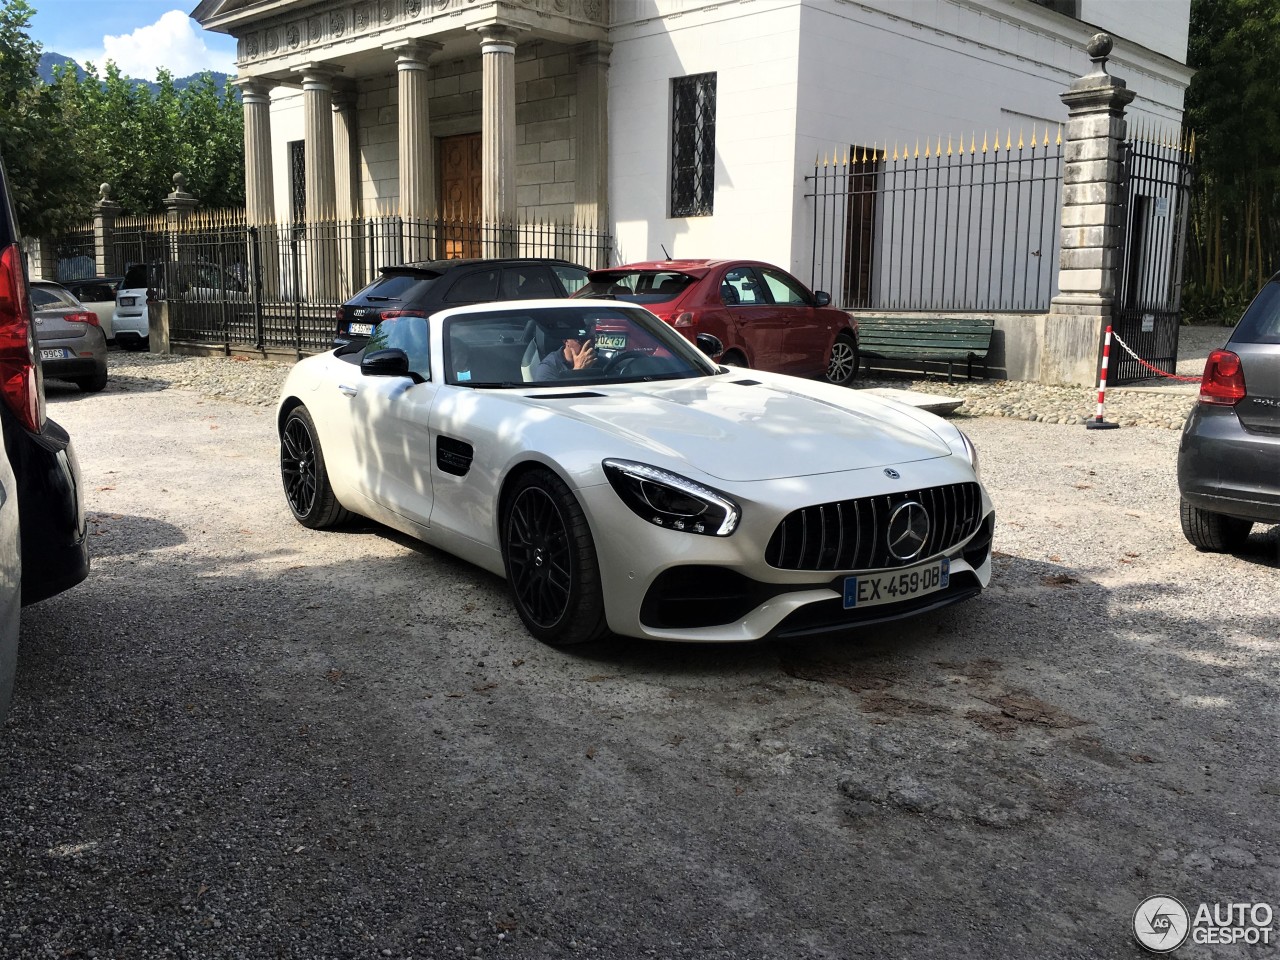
[566,339,597,370]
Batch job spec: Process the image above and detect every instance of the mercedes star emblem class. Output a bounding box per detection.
[886,501,930,561]
[884,468,900,480]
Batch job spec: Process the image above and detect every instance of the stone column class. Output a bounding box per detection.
[1043,33,1135,386]
[387,39,443,261]
[573,41,611,265]
[471,22,525,256]
[235,79,276,226]
[235,78,282,301]
[161,174,199,350]
[92,183,121,278]
[333,88,362,292]
[163,173,199,230]
[295,65,340,301]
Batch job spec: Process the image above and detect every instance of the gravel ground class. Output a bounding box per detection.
[2,333,1276,959]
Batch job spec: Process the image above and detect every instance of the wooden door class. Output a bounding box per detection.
[439,133,482,259]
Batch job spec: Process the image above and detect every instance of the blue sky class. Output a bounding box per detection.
[28,2,237,79]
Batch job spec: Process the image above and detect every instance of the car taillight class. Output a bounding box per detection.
[66,311,99,326]
[0,242,45,432]
[673,312,696,328]
[1199,349,1247,405]
[379,309,428,320]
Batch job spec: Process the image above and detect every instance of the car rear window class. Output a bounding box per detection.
[350,272,436,304]
[577,271,696,304]
[122,264,151,289]
[1231,281,1280,345]
[30,285,77,309]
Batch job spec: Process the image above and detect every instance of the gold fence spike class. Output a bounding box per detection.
[1189,129,1196,157]
[1018,127,1025,150]
[947,135,953,157]
[1005,128,1012,151]
[936,135,943,157]
[1055,124,1062,146]
[914,137,920,160]
[924,138,931,159]
[981,130,988,154]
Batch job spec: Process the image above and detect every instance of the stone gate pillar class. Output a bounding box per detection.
[1043,33,1135,386]
[93,183,121,278]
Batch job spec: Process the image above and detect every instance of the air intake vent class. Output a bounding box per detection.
[766,482,983,571]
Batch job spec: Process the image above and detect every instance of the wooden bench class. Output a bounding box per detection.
[856,316,995,383]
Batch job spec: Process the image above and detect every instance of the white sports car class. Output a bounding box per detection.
[277,300,994,645]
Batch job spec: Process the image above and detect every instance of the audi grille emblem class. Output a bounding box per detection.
[883,468,900,480]
[886,501,930,562]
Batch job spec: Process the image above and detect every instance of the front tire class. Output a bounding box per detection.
[502,470,607,646]
[281,405,350,529]
[825,332,858,386]
[1180,498,1252,552]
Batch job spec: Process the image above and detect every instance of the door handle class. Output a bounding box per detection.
[338,383,357,398]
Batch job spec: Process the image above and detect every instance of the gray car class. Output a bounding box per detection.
[1178,276,1280,551]
[30,280,109,392]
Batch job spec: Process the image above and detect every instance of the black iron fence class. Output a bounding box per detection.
[805,131,1064,312]
[1108,129,1195,385]
[52,223,96,281]
[136,211,613,354]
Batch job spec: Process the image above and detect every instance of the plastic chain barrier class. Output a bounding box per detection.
[1109,331,1203,383]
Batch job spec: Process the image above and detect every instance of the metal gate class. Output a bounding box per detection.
[1109,132,1194,384]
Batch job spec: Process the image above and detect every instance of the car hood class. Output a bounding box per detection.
[517,376,954,481]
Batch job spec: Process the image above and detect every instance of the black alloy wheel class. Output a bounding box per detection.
[503,470,607,646]
[280,406,349,529]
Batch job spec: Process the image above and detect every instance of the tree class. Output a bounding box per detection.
[1183,0,1280,321]
[0,0,92,235]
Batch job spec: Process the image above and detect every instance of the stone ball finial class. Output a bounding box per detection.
[1087,32,1113,73]
[173,172,187,191]
[99,182,112,201]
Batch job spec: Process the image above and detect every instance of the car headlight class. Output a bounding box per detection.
[958,430,980,478]
[603,459,740,536]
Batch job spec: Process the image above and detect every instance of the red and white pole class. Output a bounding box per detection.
[1086,324,1120,430]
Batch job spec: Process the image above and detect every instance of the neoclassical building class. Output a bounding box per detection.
[193,0,1193,275]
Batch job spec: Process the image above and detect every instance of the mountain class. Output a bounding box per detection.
[37,52,234,97]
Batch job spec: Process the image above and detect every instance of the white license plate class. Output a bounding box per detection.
[595,333,627,351]
[843,558,949,609]
[40,348,68,360]
[121,297,136,307]
[348,322,375,336]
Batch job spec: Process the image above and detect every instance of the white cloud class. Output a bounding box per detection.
[73,10,236,81]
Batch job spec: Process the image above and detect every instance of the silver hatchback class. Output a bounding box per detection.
[30,280,109,393]
[1178,277,1280,551]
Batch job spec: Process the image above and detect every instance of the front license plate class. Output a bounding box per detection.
[39,348,68,360]
[121,297,136,307]
[843,558,949,609]
[348,322,375,336]
[594,333,627,351]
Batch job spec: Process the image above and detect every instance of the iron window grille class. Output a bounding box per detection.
[289,140,306,223]
[670,73,716,218]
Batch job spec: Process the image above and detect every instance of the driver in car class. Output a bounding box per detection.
[534,331,598,381]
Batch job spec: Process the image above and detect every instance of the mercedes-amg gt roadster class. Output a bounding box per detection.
[277,300,993,646]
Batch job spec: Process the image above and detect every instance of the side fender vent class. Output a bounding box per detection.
[437,436,474,477]
[524,391,607,399]
[731,379,761,386]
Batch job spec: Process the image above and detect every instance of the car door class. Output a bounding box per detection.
[720,265,786,370]
[760,265,827,376]
[346,316,439,525]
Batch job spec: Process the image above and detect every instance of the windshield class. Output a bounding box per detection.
[1231,281,1280,345]
[574,271,697,305]
[443,305,719,387]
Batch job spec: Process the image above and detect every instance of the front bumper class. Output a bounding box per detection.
[579,461,994,642]
[1178,404,1280,524]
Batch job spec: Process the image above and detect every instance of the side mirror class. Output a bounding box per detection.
[361,348,411,378]
[813,291,832,308]
[695,332,724,358]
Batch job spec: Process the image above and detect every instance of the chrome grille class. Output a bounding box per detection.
[765,482,983,571]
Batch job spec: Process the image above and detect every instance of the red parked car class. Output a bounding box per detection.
[573,259,859,385]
